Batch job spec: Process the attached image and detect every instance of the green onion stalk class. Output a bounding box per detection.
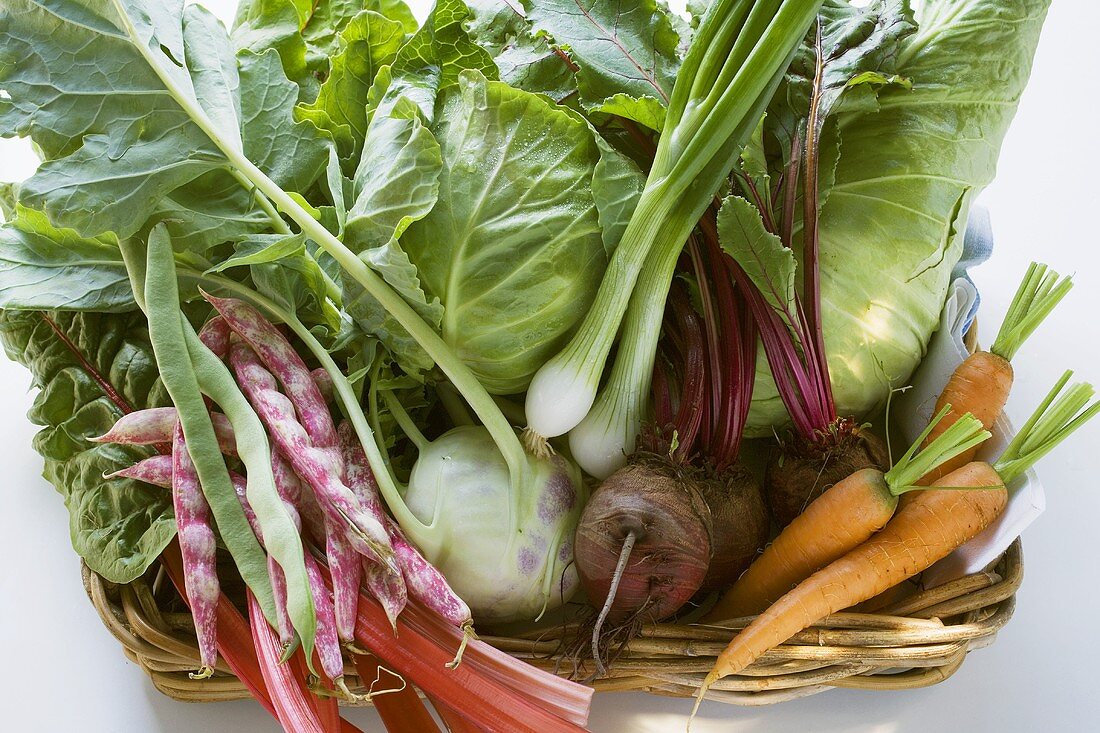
[524,0,825,453]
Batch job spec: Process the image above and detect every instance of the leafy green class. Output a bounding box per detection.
[768,0,916,159]
[717,196,796,330]
[401,70,607,394]
[746,0,1053,431]
[298,11,407,164]
[0,309,173,583]
[522,0,681,130]
[343,98,444,379]
[0,209,133,312]
[591,136,645,255]
[0,182,18,222]
[375,0,498,121]
[3,1,331,243]
[465,0,577,102]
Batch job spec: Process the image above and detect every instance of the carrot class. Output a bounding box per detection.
[705,406,990,620]
[921,262,1071,483]
[692,374,1098,716]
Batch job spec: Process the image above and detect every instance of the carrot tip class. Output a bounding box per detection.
[188,665,215,680]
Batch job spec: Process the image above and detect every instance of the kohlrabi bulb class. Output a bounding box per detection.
[403,426,584,623]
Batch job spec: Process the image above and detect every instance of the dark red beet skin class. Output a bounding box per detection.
[764,427,888,529]
[696,463,769,593]
[574,463,712,624]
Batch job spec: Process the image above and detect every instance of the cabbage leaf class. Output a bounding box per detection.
[746,0,1052,431]
[401,70,607,394]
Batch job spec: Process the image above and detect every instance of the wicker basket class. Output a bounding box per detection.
[82,538,1021,708]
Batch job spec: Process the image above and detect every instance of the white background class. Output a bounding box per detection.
[1,1,1098,731]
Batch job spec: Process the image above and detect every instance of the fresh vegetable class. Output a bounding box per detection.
[745,0,1053,432]
[694,373,1098,708]
[0,310,176,583]
[339,423,467,633]
[400,421,584,623]
[171,421,220,679]
[706,407,990,620]
[93,407,237,456]
[572,273,767,646]
[249,589,330,733]
[919,262,1072,483]
[0,0,1073,724]
[120,228,318,654]
[225,337,393,567]
[525,0,825,445]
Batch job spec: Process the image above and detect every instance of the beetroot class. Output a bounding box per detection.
[574,461,712,626]
[696,464,769,593]
[764,423,888,528]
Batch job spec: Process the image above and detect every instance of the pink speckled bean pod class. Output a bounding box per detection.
[226,340,395,569]
[93,407,237,456]
[197,315,231,359]
[337,424,471,631]
[362,557,407,633]
[172,422,220,679]
[204,294,338,451]
[311,368,335,404]
[294,483,327,544]
[107,454,174,486]
[325,519,363,644]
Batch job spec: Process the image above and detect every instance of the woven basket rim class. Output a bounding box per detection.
[80,537,1022,708]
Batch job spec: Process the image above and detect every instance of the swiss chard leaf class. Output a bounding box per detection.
[522,0,681,131]
[0,309,173,583]
[401,70,607,394]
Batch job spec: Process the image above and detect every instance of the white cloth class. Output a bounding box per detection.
[894,277,1043,586]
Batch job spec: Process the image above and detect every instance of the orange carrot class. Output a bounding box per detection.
[706,462,1006,683]
[705,407,989,621]
[692,374,1097,715]
[921,263,1071,483]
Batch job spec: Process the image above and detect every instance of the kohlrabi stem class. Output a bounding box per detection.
[228,168,293,236]
[113,0,526,488]
[438,383,475,427]
[223,154,528,481]
[381,391,430,452]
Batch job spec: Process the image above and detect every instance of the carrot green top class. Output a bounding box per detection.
[994,371,1099,484]
[883,406,990,494]
[990,262,1073,362]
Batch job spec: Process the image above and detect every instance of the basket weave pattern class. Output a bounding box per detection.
[82,539,1021,707]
